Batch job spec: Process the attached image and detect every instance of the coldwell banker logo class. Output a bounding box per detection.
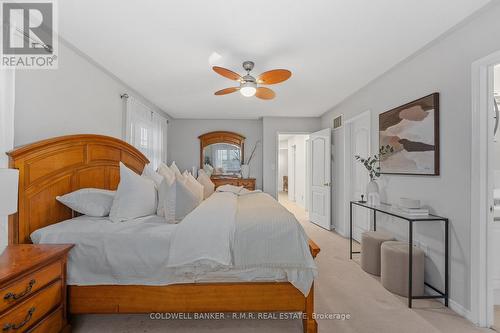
[1,0,58,69]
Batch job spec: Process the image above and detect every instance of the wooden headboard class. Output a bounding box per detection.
[7,134,149,244]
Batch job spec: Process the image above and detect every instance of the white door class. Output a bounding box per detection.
[310,128,331,230]
[349,111,371,242]
[288,145,296,201]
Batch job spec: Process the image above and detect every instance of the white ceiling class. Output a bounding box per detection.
[59,0,491,119]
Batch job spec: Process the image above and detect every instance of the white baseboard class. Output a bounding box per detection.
[449,298,473,323]
[423,286,473,323]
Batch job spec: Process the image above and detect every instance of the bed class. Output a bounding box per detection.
[7,134,320,333]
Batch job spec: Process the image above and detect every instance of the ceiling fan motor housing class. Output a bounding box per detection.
[241,74,256,89]
[242,61,255,72]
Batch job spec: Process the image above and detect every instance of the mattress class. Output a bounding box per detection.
[30,215,288,285]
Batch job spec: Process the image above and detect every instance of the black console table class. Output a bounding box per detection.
[349,201,449,308]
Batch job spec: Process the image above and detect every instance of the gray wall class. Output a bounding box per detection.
[262,117,321,197]
[14,41,169,147]
[168,119,264,189]
[321,2,500,312]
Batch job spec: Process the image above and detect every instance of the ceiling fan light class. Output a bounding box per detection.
[240,86,256,97]
[240,81,256,97]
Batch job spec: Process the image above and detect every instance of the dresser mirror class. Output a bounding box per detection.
[199,131,245,176]
[203,143,241,175]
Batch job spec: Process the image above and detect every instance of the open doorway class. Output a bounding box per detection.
[277,134,310,219]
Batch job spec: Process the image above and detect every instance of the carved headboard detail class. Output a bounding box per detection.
[7,134,149,244]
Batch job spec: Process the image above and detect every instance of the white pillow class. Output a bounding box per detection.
[56,188,115,217]
[109,162,157,222]
[156,162,176,218]
[142,164,163,187]
[157,174,176,222]
[184,171,204,203]
[170,161,182,178]
[158,162,175,180]
[197,170,215,199]
[158,175,200,223]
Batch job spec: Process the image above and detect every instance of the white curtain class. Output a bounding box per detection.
[124,96,167,170]
[0,69,15,250]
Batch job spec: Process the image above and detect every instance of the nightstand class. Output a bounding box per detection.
[0,244,73,333]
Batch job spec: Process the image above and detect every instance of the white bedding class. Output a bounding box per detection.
[31,192,316,295]
[30,214,289,286]
[168,191,317,295]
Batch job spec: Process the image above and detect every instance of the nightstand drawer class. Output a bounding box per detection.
[0,280,62,333]
[0,261,61,313]
[26,307,63,333]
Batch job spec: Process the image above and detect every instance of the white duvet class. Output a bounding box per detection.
[168,191,317,295]
[31,192,317,296]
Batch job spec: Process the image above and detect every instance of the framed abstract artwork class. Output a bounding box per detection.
[379,93,440,175]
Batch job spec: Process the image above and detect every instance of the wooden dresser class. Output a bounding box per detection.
[211,177,256,190]
[0,245,73,333]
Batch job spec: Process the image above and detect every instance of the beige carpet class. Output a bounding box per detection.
[72,195,491,333]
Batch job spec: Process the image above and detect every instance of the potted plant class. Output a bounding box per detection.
[355,145,394,204]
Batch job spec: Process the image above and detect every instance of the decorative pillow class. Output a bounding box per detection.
[184,171,204,203]
[157,174,176,222]
[158,162,175,180]
[56,188,115,217]
[197,170,215,199]
[170,161,182,178]
[159,175,200,223]
[156,163,176,218]
[142,163,163,187]
[109,162,157,222]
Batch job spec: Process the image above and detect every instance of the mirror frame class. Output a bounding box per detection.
[199,131,245,170]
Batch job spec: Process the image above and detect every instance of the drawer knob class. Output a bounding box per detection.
[4,279,35,301]
[2,307,35,331]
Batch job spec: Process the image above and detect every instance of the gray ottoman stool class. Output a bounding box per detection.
[360,231,395,276]
[381,241,425,297]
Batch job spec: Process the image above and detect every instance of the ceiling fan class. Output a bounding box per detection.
[213,61,292,100]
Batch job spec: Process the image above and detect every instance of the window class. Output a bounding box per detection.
[124,96,168,170]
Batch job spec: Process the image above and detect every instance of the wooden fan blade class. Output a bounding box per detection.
[255,87,275,100]
[257,69,292,85]
[212,66,242,81]
[214,87,239,95]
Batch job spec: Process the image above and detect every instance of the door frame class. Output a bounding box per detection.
[470,50,500,327]
[275,132,311,200]
[344,110,372,241]
[291,144,297,201]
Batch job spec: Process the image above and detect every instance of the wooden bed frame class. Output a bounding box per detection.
[7,134,320,333]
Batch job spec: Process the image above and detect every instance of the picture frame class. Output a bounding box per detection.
[379,93,440,176]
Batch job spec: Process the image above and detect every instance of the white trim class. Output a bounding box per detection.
[332,123,347,236]
[343,110,372,240]
[422,285,473,321]
[450,298,474,323]
[470,50,500,328]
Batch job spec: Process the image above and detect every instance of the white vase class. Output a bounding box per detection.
[241,164,250,178]
[366,180,380,206]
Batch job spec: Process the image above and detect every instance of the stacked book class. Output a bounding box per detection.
[393,206,429,216]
